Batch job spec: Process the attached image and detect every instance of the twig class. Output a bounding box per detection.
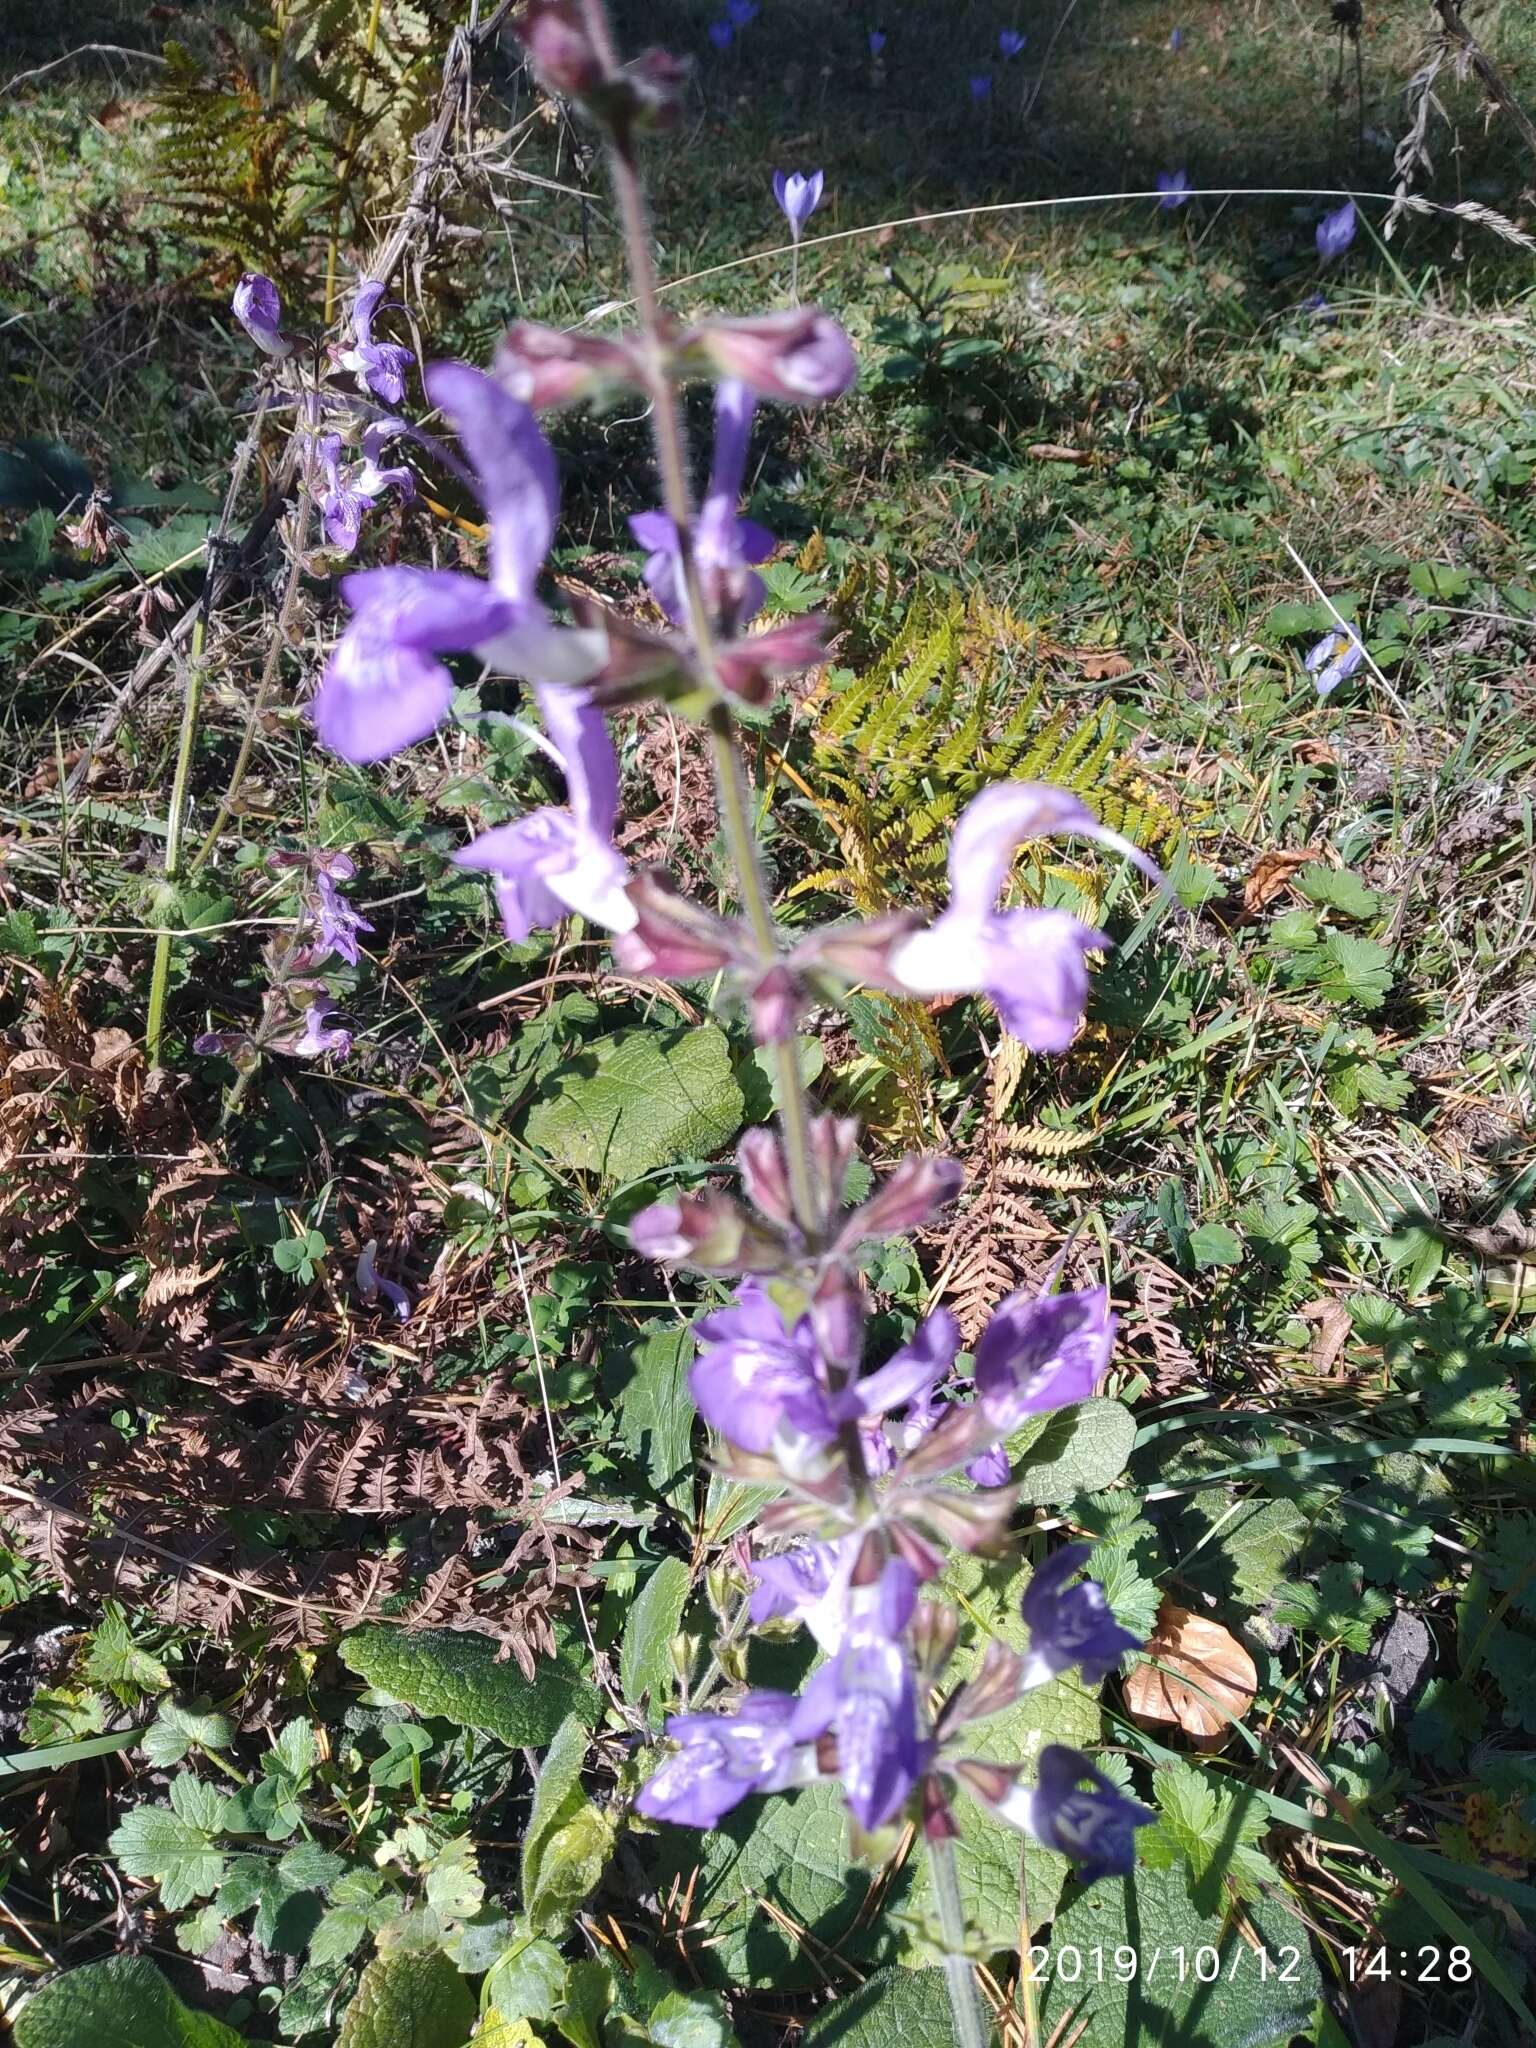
[1,44,167,95]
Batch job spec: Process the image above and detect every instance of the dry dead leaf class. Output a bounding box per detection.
[1437,1206,1536,1259]
[1123,1599,1257,1751]
[1242,846,1322,914]
[1068,650,1134,680]
[1025,443,1092,465]
[1298,1296,1354,1375]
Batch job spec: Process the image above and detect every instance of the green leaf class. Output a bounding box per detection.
[800,1968,953,2044]
[621,1558,691,1725]
[1408,561,1472,598]
[1139,1760,1273,1910]
[524,1027,745,1186]
[108,1776,227,1910]
[1273,1563,1391,1652]
[1297,865,1381,921]
[483,1937,568,2025]
[523,1801,615,1941]
[1189,1222,1244,1270]
[1315,930,1394,1010]
[1010,1399,1136,1505]
[142,1698,236,1768]
[605,1321,697,1511]
[1036,1867,1321,2048]
[522,1715,590,1909]
[336,1948,476,2048]
[83,1605,170,1704]
[14,1960,246,2045]
[340,1627,599,1745]
[646,1988,739,2048]
[649,1782,909,1989]
[555,1959,612,2048]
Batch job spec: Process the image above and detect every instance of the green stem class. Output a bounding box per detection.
[927,1832,991,2048]
[144,613,209,1070]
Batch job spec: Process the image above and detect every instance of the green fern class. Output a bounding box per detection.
[794,585,1177,919]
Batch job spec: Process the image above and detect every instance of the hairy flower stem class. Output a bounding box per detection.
[927,1832,992,2048]
[587,10,827,1245]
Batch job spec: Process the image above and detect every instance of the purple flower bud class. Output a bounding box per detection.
[516,0,608,98]
[1317,198,1358,262]
[809,1262,867,1374]
[998,28,1026,57]
[357,1238,411,1320]
[836,1154,965,1248]
[1168,25,1184,50]
[495,323,643,409]
[810,1112,860,1210]
[685,310,857,405]
[1157,168,1191,210]
[630,1188,782,1274]
[969,73,992,101]
[1303,289,1337,325]
[748,963,804,1044]
[975,1284,1115,1432]
[713,614,829,704]
[1018,1543,1141,1687]
[725,0,759,26]
[231,272,293,359]
[965,1443,1012,1488]
[772,168,824,241]
[611,869,742,980]
[708,18,733,49]
[869,29,887,56]
[737,1126,794,1229]
[1305,624,1365,698]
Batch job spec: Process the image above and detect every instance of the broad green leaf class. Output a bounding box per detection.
[471,2020,541,2047]
[647,1988,739,2047]
[340,1627,599,1745]
[142,1699,236,1769]
[1036,1867,1320,2047]
[483,1936,568,2025]
[1315,930,1393,1010]
[1010,1399,1136,1505]
[556,1958,613,2048]
[108,1776,227,1909]
[1297,865,1380,921]
[800,1968,953,2044]
[14,1956,247,2047]
[1139,1759,1273,1910]
[1408,561,1472,598]
[606,1321,697,1510]
[649,1782,910,1989]
[621,1557,691,1724]
[522,1714,591,1911]
[1189,1222,1244,1270]
[523,1027,745,1185]
[336,1948,476,2048]
[83,1605,170,1703]
[524,1801,615,1940]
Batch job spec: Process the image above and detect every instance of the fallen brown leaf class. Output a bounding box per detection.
[1068,650,1134,680]
[1025,443,1092,465]
[1123,1600,1257,1751]
[1298,1296,1354,1375]
[1242,846,1322,913]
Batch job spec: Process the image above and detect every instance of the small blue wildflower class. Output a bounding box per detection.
[707,18,733,50]
[1157,168,1191,210]
[969,73,992,101]
[869,28,887,56]
[1305,624,1365,697]
[1317,199,1357,261]
[999,28,1026,58]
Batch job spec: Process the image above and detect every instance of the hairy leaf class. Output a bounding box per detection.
[14,1956,247,2047]
[340,1627,599,1744]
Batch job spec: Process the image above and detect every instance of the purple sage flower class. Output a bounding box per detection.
[318,434,369,555]
[975,1284,1115,1432]
[1157,168,1191,210]
[339,279,416,407]
[1317,199,1357,262]
[357,1239,411,1320]
[969,73,992,101]
[1304,623,1365,698]
[879,782,1159,1050]
[1018,1543,1141,1688]
[293,1002,353,1059]
[314,363,600,764]
[787,1558,926,1829]
[998,28,1026,57]
[1008,1745,1155,1880]
[635,1690,810,1827]
[630,380,772,630]
[356,417,416,503]
[749,1536,863,1650]
[707,19,733,49]
[455,686,633,940]
[688,1282,835,1455]
[772,169,824,242]
[231,273,293,359]
[313,866,374,966]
